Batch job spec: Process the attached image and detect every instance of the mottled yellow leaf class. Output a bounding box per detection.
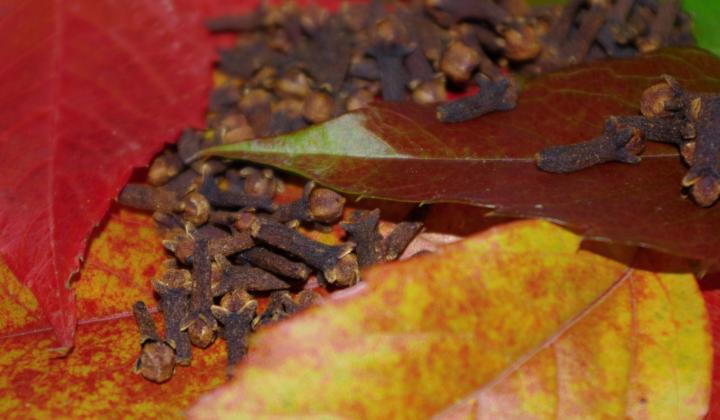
[190,220,711,419]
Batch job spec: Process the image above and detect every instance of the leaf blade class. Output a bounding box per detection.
[0,0,226,349]
[189,221,711,418]
[203,48,720,266]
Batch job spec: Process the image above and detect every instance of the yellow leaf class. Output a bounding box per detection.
[190,220,711,419]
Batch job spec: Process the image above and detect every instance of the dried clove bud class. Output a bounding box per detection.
[345,87,376,111]
[199,176,276,212]
[439,41,480,85]
[349,54,381,80]
[118,184,179,213]
[437,75,518,122]
[211,289,257,376]
[425,0,510,28]
[367,17,413,101]
[212,255,294,296]
[182,239,218,348]
[382,221,424,261]
[132,301,175,383]
[637,0,681,53]
[238,167,282,198]
[303,90,336,124]
[343,209,423,267]
[410,76,448,105]
[295,289,324,310]
[251,219,359,287]
[218,113,255,145]
[561,2,608,64]
[180,192,210,226]
[253,291,297,329]
[536,118,645,173]
[162,168,202,198]
[273,182,345,225]
[164,228,254,265]
[148,150,184,187]
[151,268,193,366]
[239,247,311,281]
[501,23,542,62]
[341,209,384,267]
[680,92,720,207]
[275,69,313,98]
[177,129,204,164]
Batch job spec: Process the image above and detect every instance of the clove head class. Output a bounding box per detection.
[240,167,280,198]
[181,192,210,226]
[324,253,360,287]
[690,175,720,208]
[501,24,541,62]
[641,81,677,118]
[440,41,480,84]
[135,341,175,384]
[185,316,217,349]
[308,187,346,224]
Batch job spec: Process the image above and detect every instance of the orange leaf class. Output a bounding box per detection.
[190,220,711,418]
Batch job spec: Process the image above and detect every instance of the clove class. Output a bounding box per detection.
[437,75,518,123]
[151,268,193,366]
[273,182,345,225]
[132,301,175,383]
[181,239,218,348]
[199,175,276,212]
[211,289,257,377]
[253,291,298,329]
[239,247,311,281]
[251,219,359,287]
[212,255,294,296]
[536,117,644,173]
[367,17,413,101]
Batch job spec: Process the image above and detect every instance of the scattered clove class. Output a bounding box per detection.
[341,209,384,267]
[182,239,218,348]
[239,247,311,281]
[199,175,276,212]
[343,209,424,267]
[437,75,518,123]
[382,221,425,261]
[273,181,345,226]
[253,291,297,329]
[251,219,359,287]
[536,118,644,173]
[151,267,193,366]
[367,17,413,101]
[211,290,257,377]
[132,301,175,383]
[212,255,294,295]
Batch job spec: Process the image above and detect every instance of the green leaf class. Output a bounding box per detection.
[684,0,720,56]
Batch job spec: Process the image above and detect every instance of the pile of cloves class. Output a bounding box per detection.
[122,131,422,382]
[536,75,720,207]
[122,0,699,383]
[205,0,694,133]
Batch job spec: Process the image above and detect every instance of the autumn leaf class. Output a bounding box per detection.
[189,220,711,419]
[202,48,720,268]
[0,0,252,350]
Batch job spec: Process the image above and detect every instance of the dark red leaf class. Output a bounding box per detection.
[205,48,720,268]
[0,0,241,350]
